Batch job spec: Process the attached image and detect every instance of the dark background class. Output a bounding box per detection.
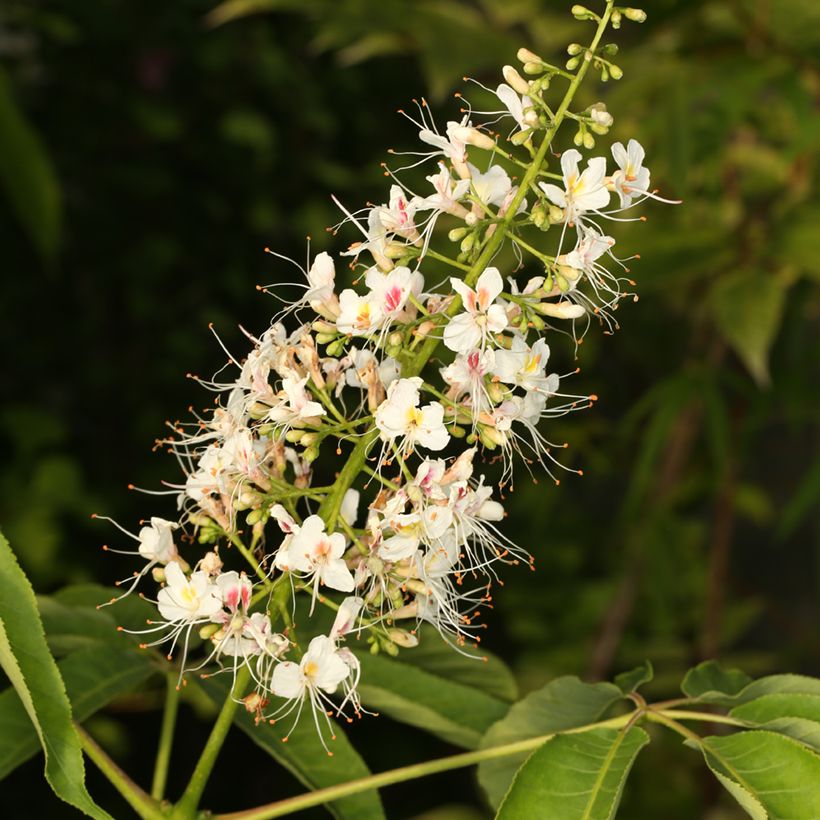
[1,0,819,816]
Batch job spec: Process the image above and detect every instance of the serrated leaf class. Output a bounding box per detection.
[351,649,509,749]
[478,677,624,809]
[737,674,820,704]
[754,718,820,753]
[681,660,752,704]
[497,726,649,819]
[731,693,820,724]
[614,660,654,695]
[52,582,157,633]
[709,269,787,386]
[199,676,385,820]
[0,532,110,817]
[0,643,157,779]
[699,730,820,818]
[390,627,517,702]
[37,596,122,655]
[0,68,61,263]
[710,770,767,820]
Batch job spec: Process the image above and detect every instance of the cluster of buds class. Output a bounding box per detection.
[98,3,674,750]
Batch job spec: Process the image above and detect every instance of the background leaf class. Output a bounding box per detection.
[0,68,61,264]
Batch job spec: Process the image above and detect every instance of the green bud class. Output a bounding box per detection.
[460,233,475,254]
[486,381,505,404]
[517,47,543,64]
[566,56,581,71]
[510,129,533,146]
[285,429,305,444]
[571,5,594,20]
[326,338,345,357]
[388,629,419,648]
[573,128,585,147]
[611,10,622,28]
[478,427,499,450]
[624,7,647,22]
[523,61,544,75]
[386,343,402,358]
[151,566,166,584]
[567,43,583,56]
[199,623,221,640]
[583,131,596,150]
[448,227,468,242]
[388,331,403,347]
[383,641,400,657]
[300,432,318,446]
[303,445,320,463]
[548,205,565,224]
[449,424,466,438]
[246,507,265,525]
[466,433,478,445]
[601,43,619,56]
[370,641,380,655]
[609,64,623,80]
[531,203,548,229]
[529,313,546,331]
[315,332,336,345]
[556,274,570,293]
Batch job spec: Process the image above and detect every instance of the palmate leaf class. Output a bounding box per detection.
[199,676,385,820]
[496,726,649,820]
[0,532,110,817]
[477,676,625,809]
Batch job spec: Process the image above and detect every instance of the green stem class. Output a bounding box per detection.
[172,666,251,819]
[228,532,270,588]
[657,709,747,727]
[151,672,181,801]
[76,723,165,820]
[212,711,634,820]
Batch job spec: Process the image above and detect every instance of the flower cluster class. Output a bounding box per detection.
[99,12,673,750]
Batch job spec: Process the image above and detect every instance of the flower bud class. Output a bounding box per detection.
[523,109,540,127]
[583,131,596,150]
[510,129,533,146]
[285,429,305,444]
[326,338,346,357]
[315,332,336,345]
[611,10,622,28]
[529,313,546,330]
[388,331,403,347]
[517,47,543,64]
[460,233,476,253]
[199,623,221,640]
[523,61,544,75]
[567,43,583,56]
[609,64,623,80]
[479,426,503,449]
[151,566,166,584]
[566,56,581,72]
[450,125,495,150]
[502,65,530,95]
[486,381,506,404]
[548,205,565,224]
[534,301,587,319]
[303,445,320,463]
[449,424,466,438]
[200,550,223,576]
[571,5,596,20]
[388,629,419,648]
[246,507,266,525]
[311,319,336,334]
[448,227,468,242]
[624,7,647,22]
[300,432,318,446]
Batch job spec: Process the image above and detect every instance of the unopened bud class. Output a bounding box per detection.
[449,424,466,438]
[200,550,222,575]
[451,126,495,151]
[315,332,336,345]
[386,343,402,358]
[502,65,530,96]
[517,47,543,64]
[611,10,622,28]
[523,109,540,127]
[300,432,318,446]
[571,5,596,20]
[602,43,619,57]
[311,319,336,334]
[548,205,565,224]
[460,233,476,254]
[199,623,221,640]
[448,227,468,242]
[523,61,544,75]
[285,429,305,444]
[326,338,345,357]
[388,629,419,648]
[151,566,166,584]
[384,241,411,259]
[624,7,647,22]
[303,445,320,463]
[510,129,533,146]
[609,64,623,80]
[246,507,266,525]
[388,331,403,347]
[566,56,581,72]
[486,381,506,404]
[529,313,546,330]
[567,43,583,56]
[583,131,595,150]
[416,319,437,338]
[479,427,502,449]
[535,301,587,319]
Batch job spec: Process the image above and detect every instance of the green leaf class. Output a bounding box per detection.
[0,643,157,779]
[737,674,820,704]
[698,730,820,818]
[350,649,509,749]
[398,627,518,702]
[0,532,110,817]
[614,660,654,695]
[52,582,157,633]
[0,68,61,264]
[496,726,649,819]
[731,693,820,724]
[199,676,385,820]
[753,718,820,753]
[709,269,788,386]
[681,660,752,704]
[37,596,123,655]
[478,677,624,809]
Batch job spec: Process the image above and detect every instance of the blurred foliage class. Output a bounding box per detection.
[1,0,819,816]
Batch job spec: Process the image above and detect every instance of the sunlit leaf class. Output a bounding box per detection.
[681,660,752,704]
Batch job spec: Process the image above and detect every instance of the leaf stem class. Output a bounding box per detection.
[151,672,181,801]
[211,712,634,820]
[75,722,165,820]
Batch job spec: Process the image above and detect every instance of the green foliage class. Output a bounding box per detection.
[0,532,110,818]
[0,68,60,264]
[497,726,650,819]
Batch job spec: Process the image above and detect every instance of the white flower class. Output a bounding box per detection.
[274,515,355,593]
[374,377,450,454]
[305,251,337,310]
[330,596,364,640]
[539,149,610,224]
[441,348,495,415]
[443,267,509,353]
[336,289,384,336]
[559,228,615,274]
[418,118,470,167]
[156,562,222,623]
[267,375,326,425]
[377,185,419,241]
[415,162,470,217]
[138,518,179,564]
[495,83,534,131]
[469,164,512,208]
[491,336,559,394]
[364,265,421,321]
[610,139,650,208]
